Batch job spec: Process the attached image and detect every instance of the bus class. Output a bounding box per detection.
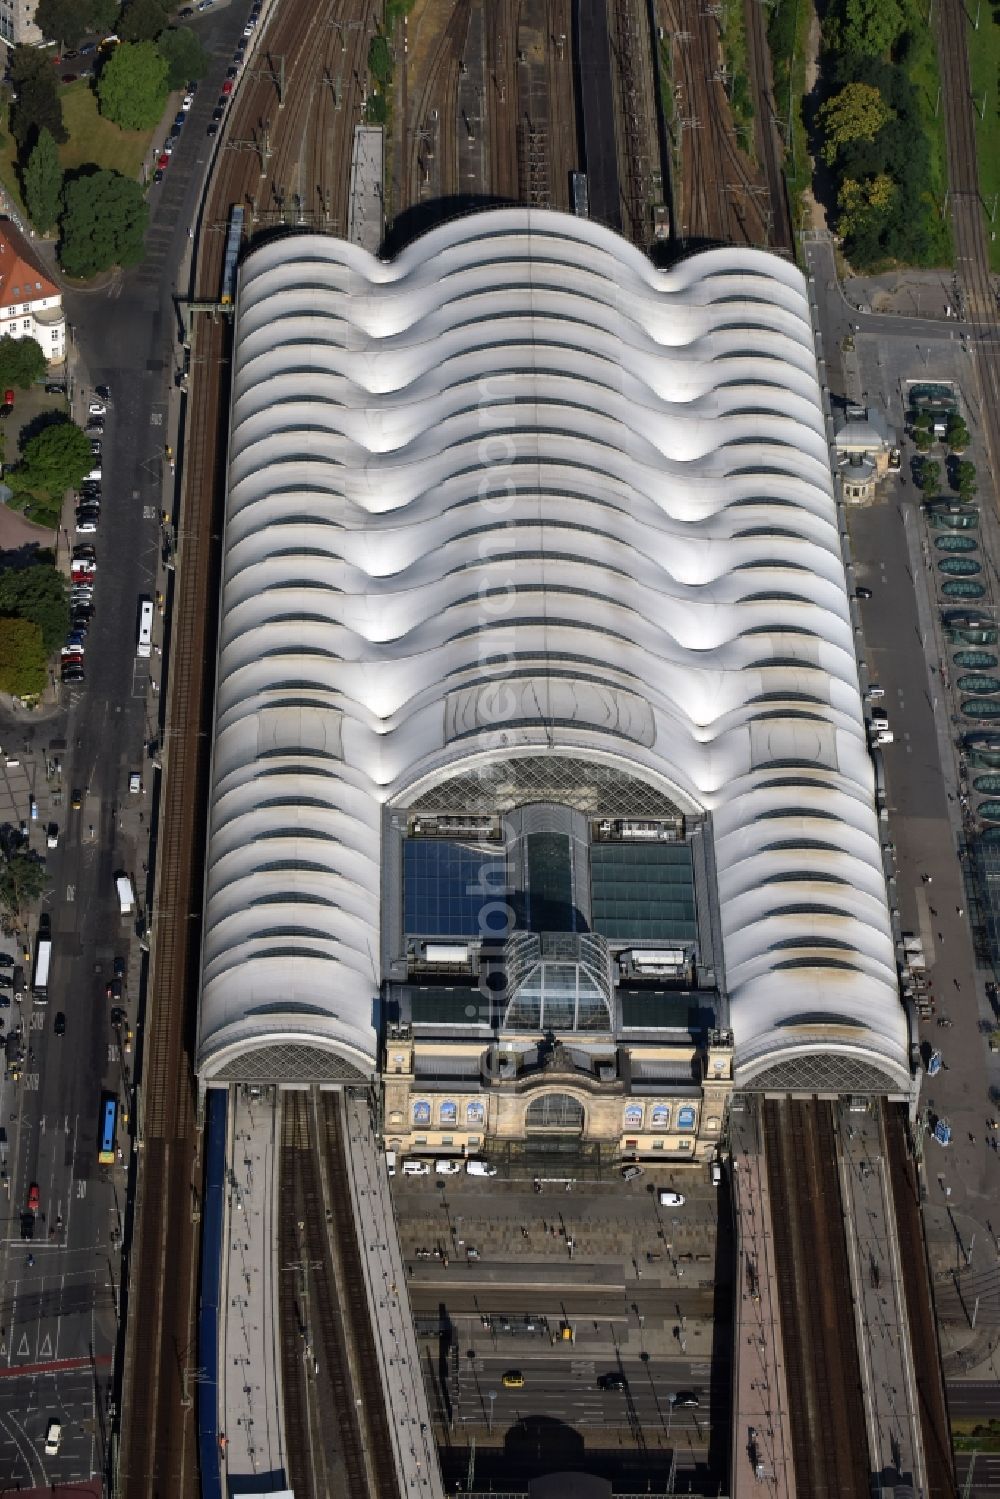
[136,597,154,659]
[98,1094,118,1165]
[32,938,52,1002]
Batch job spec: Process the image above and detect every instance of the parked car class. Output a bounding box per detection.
[46,824,58,848]
[53,1011,66,1035]
[501,1370,524,1389]
[598,1373,627,1391]
[402,1160,429,1176]
[85,418,104,435]
[20,1212,34,1240]
[128,772,142,793]
[44,382,66,395]
[44,1420,62,1455]
[206,124,219,137]
[621,1164,644,1181]
[27,1183,39,1212]
[434,1159,462,1175]
[243,21,254,35]
[212,105,225,121]
[658,1190,685,1207]
[855,586,872,600]
[465,1159,497,1176]
[671,1392,700,1409]
[88,400,107,417]
[221,78,234,95]
[114,955,126,978]
[181,92,194,109]
[153,168,165,184]
[227,65,238,78]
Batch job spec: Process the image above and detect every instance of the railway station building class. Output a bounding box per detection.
[195,209,916,1162]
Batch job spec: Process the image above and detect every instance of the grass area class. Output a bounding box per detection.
[898,0,952,261]
[953,1417,1000,1452]
[720,0,755,144]
[966,12,1000,270]
[58,81,154,179]
[768,0,814,242]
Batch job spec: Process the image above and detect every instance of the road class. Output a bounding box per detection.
[454,1351,712,1435]
[0,4,248,1489]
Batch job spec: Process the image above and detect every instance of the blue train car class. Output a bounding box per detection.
[220,205,244,306]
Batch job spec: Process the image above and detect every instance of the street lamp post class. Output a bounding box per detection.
[487,1390,496,1435]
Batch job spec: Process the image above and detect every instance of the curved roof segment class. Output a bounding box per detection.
[196,208,910,1093]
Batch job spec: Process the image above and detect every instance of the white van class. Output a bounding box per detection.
[874,729,894,745]
[711,1160,722,1186]
[402,1159,429,1176]
[136,597,154,659]
[866,685,885,700]
[116,873,135,914]
[385,1151,397,1177]
[465,1159,498,1177]
[435,1159,462,1175]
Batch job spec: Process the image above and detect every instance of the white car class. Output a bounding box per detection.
[181,93,194,110]
[402,1160,429,1176]
[243,20,254,35]
[75,515,99,533]
[88,400,107,417]
[128,772,142,793]
[465,1159,497,1176]
[658,1190,685,1207]
[435,1159,462,1175]
[44,1420,62,1455]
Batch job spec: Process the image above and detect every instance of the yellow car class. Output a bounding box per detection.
[502,1370,524,1389]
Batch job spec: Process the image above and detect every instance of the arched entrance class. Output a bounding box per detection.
[525,1092,585,1133]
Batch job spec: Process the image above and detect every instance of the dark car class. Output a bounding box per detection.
[206,123,219,137]
[54,1012,66,1035]
[0,976,12,988]
[212,105,225,120]
[61,73,76,84]
[79,42,96,55]
[227,65,238,78]
[62,668,85,683]
[0,955,13,968]
[85,418,104,434]
[64,48,78,59]
[45,382,66,395]
[110,1005,127,1026]
[153,168,164,184]
[20,1212,34,1240]
[234,47,245,62]
[170,122,182,138]
[114,955,126,978]
[105,977,124,1001]
[671,1392,700,1409]
[855,586,873,600]
[598,1373,627,1392]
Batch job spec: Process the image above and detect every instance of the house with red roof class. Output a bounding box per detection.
[0,218,66,364]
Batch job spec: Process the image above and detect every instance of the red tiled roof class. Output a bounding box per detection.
[0,218,59,310]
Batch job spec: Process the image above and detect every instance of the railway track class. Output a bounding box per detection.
[279,1092,401,1499]
[935,0,1000,500]
[882,1104,958,1499]
[405,0,472,207]
[763,1098,870,1499]
[742,0,792,251]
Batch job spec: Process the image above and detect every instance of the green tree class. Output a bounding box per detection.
[88,0,120,31]
[17,419,93,496]
[819,83,894,163]
[9,45,67,152]
[919,458,941,498]
[155,25,210,90]
[0,335,47,390]
[955,459,977,497]
[0,617,47,698]
[97,40,169,130]
[0,848,49,925]
[35,0,88,48]
[22,128,63,236]
[946,414,970,451]
[119,0,170,42]
[59,169,149,278]
[912,409,933,433]
[835,172,896,237]
[368,34,392,86]
[841,0,904,57]
[0,563,68,654]
[913,426,933,452]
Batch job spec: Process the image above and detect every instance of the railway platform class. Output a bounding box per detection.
[343,1091,446,1499]
[838,1101,927,1495]
[217,1086,287,1492]
[729,1101,796,1499]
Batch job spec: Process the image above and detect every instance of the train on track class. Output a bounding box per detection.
[220,204,245,307]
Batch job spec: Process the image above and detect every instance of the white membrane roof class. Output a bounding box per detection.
[196,209,910,1093]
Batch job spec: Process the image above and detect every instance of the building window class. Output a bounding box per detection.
[468,1136,480,1147]
[525,1093,584,1131]
[466,1100,485,1126]
[412,1100,431,1126]
[22,319,30,330]
[652,1140,664,1150]
[624,1104,644,1129]
[676,1106,697,1131]
[650,1104,670,1128]
[439,1100,457,1126]
[441,1136,453,1147]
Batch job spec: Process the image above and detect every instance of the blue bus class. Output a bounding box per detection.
[98,1094,118,1165]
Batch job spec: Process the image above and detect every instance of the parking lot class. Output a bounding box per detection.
[392,1167,731,1491]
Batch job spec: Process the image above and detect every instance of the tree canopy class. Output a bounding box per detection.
[819,83,895,163]
[59,169,149,278]
[840,0,905,56]
[368,35,393,85]
[22,128,63,236]
[0,562,68,655]
[8,46,67,153]
[35,0,116,46]
[0,335,47,390]
[156,25,210,90]
[0,617,47,698]
[17,419,93,496]
[97,40,169,131]
[0,848,49,925]
[119,0,171,42]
